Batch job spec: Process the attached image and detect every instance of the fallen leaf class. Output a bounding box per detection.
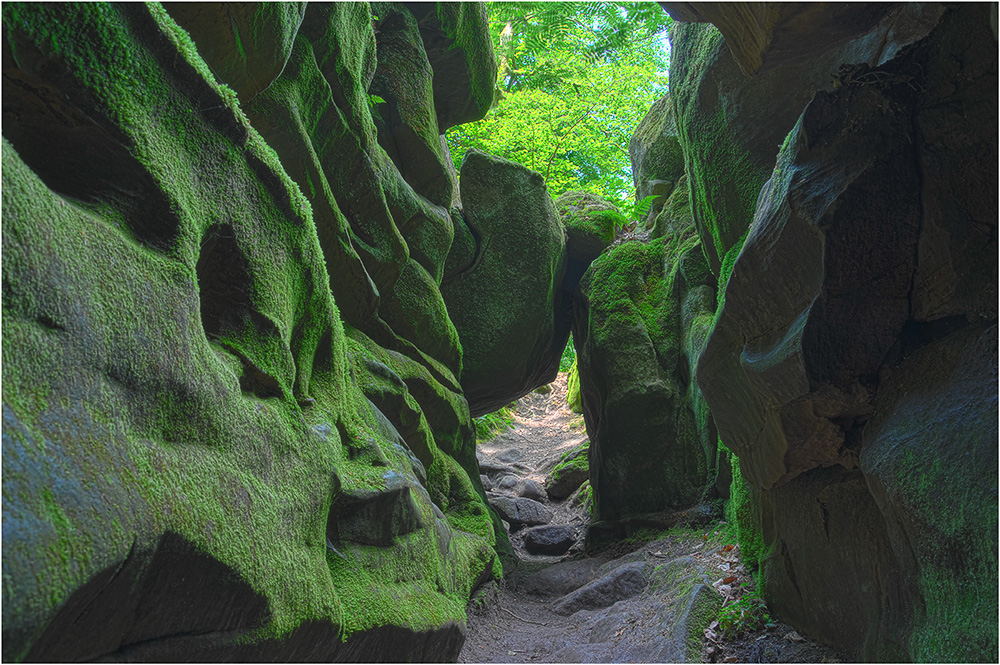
[721,544,734,552]
[722,575,737,584]
[784,631,806,643]
[724,656,738,663]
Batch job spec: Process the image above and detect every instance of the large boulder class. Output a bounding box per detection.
[441,150,570,416]
[2,3,505,661]
[573,221,721,522]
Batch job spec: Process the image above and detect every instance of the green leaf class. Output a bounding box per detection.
[448,2,671,208]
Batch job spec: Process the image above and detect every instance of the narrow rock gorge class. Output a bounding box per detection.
[2,2,996,663]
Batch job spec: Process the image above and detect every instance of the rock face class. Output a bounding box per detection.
[440,150,571,416]
[0,2,525,661]
[661,3,895,76]
[667,4,944,275]
[663,2,998,661]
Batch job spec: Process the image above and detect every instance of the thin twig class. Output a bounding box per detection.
[544,101,597,181]
[501,607,549,626]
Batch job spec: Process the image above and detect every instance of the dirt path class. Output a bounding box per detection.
[461,373,848,664]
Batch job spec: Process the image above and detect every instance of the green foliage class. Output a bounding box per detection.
[559,332,576,371]
[627,194,658,222]
[724,445,770,584]
[716,592,773,638]
[447,2,671,209]
[474,402,517,442]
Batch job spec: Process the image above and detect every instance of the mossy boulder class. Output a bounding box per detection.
[573,223,721,522]
[441,150,570,416]
[555,191,624,263]
[2,3,504,661]
[545,441,590,500]
[161,3,308,102]
[407,3,497,132]
[628,92,685,226]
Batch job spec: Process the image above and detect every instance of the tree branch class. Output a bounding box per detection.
[545,101,597,181]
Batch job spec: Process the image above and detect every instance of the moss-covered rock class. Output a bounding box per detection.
[573,222,721,522]
[441,150,570,416]
[628,92,685,227]
[370,3,453,210]
[407,3,497,132]
[650,173,692,240]
[1,2,504,661]
[555,191,624,263]
[159,3,307,103]
[546,441,589,500]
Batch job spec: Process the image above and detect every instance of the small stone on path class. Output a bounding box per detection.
[496,448,526,463]
[518,478,547,502]
[524,524,576,555]
[488,494,553,527]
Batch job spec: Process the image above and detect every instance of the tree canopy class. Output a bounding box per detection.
[446,2,671,211]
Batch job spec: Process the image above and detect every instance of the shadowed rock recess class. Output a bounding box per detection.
[2,2,997,664]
